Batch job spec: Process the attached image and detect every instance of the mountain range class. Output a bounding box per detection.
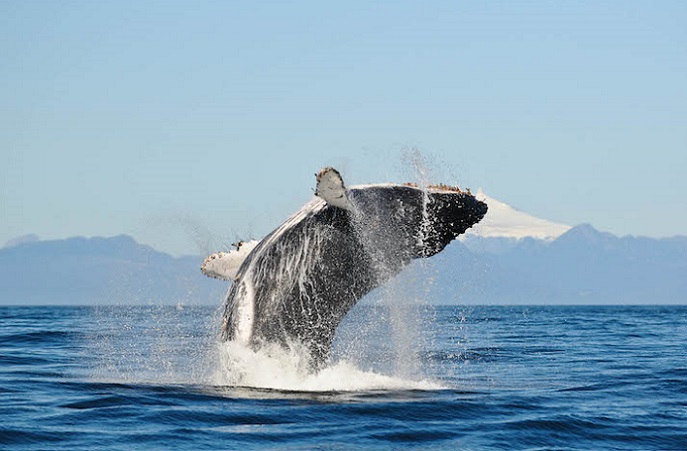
[0,235,226,305]
[1,195,685,305]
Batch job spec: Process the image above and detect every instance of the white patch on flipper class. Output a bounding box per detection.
[201,240,260,281]
[315,167,352,210]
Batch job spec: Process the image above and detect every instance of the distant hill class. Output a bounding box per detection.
[0,235,226,305]
[432,224,687,304]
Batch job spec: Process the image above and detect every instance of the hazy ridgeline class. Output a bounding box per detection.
[1,227,685,306]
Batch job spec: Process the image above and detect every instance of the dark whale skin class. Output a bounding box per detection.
[221,184,487,367]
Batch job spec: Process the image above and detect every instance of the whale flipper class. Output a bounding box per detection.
[201,240,259,281]
[315,167,352,210]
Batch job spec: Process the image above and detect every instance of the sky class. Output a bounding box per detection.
[2,1,686,256]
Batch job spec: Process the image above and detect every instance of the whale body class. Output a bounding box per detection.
[202,168,488,368]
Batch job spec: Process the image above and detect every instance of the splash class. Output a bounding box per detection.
[88,305,220,386]
[345,150,440,381]
[213,340,442,391]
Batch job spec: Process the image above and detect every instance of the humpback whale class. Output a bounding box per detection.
[202,168,487,368]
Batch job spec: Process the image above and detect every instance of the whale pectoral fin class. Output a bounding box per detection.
[315,167,353,210]
[200,240,260,281]
[201,252,239,281]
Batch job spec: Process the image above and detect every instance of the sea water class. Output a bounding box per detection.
[1,303,686,450]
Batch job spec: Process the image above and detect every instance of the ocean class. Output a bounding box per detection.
[1,303,686,450]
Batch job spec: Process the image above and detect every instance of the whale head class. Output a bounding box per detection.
[346,184,488,265]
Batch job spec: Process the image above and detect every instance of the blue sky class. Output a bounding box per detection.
[2,1,685,255]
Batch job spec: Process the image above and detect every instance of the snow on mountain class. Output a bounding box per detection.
[465,190,571,240]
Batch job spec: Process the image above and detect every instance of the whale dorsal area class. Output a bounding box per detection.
[201,240,260,281]
[315,167,353,210]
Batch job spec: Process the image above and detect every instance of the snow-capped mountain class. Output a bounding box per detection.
[465,190,571,240]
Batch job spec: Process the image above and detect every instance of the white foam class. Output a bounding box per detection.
[213,340,443,392]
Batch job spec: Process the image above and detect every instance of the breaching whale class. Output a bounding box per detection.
[202,168,487,368]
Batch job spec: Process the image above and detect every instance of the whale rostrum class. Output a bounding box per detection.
[202,167,488,368]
